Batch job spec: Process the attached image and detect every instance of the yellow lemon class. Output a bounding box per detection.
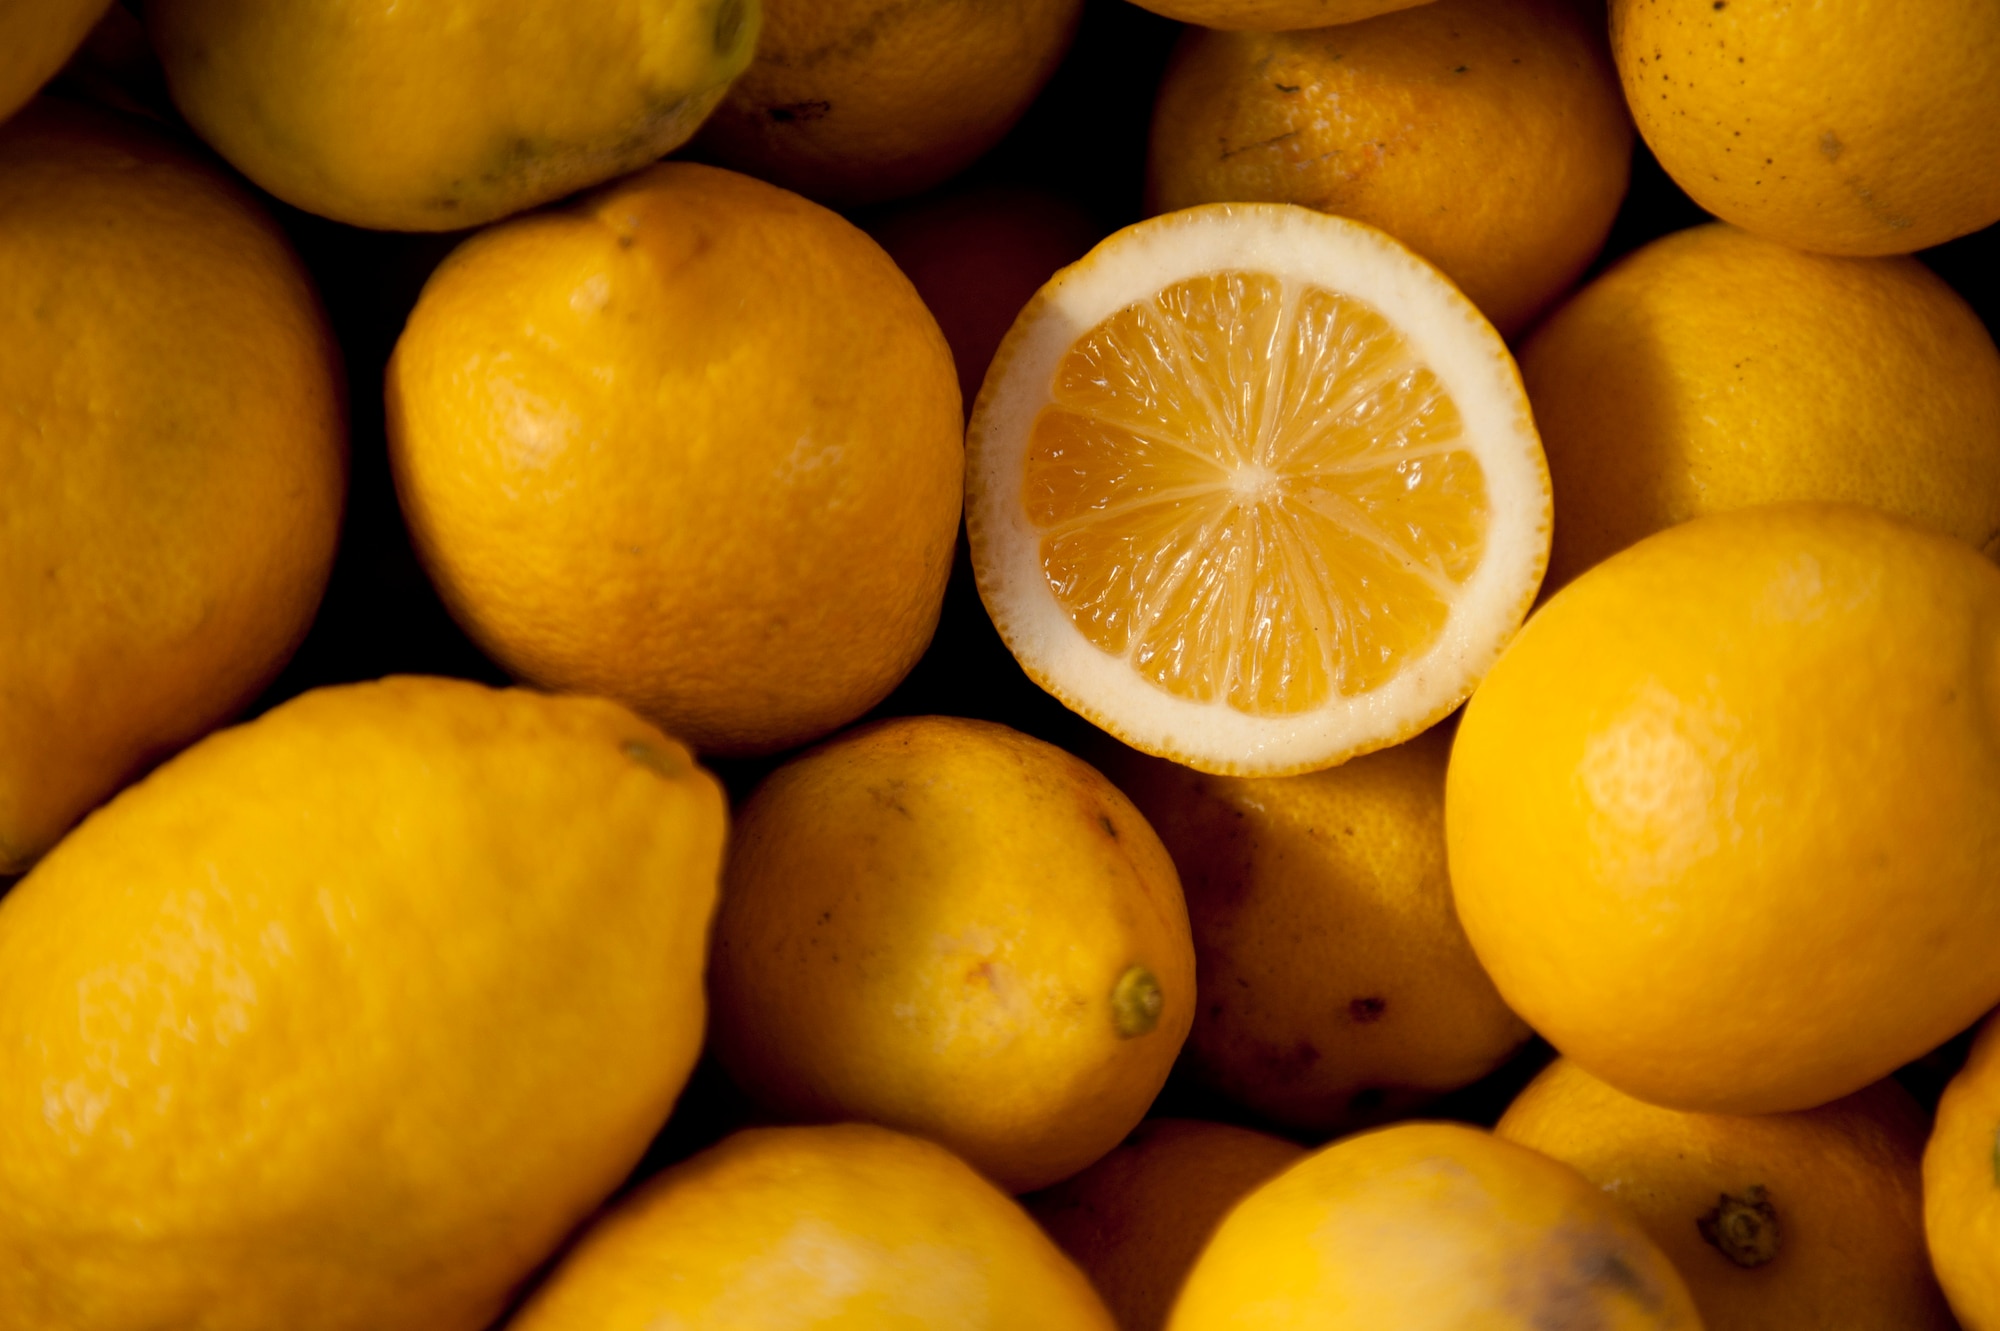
[1924,1014,2000,1331]
[0,99,343,873]
[0,0,111,120]
[1448,504,2000,1115]
[1107,725,1529,1133]
[1168,1121,1703,1329]
[1611,0,2000,255]
[147,0,759,230]
[966,203,1550,776]
[510,1124,1116,1329]
[1499,1060,1953,1331]
[709,715,1195,1193]
[0,676,726,1330]
[1028,1118,1306,1331]
[1124,0,1433,32]
[1522,223,2000,590]
[387,162,962,756]
[696,0,1082,205]
[1147,0,1632,336]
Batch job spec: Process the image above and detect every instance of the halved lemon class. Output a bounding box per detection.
[966,203,1550,775]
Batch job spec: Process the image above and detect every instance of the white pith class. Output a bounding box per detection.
[966,204,1551,776]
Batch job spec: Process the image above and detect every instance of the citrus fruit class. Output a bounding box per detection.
[1146,0,1632,337]
[0,0,111,121]
[146,0,759,230]
[708,715,1195,1193]
[1167,1121,1703,1330]
[696,0,1082,206]
[0,99,344,874]
[1522,222,2000,590]
[1611,0,2000,255]
[1499,1060,1953,1331]
[0,676,727,1329]
[1923,1014,2000,1331]
[510,1123,1116,1330]
[1028,1118,1306,1331]
[1107,724,1529,1133]
[1448,503,2000,1116]
[870,183,1101,411]
[965,202,1550,776]
[1123,0,1433,32]
[386,162,962,756]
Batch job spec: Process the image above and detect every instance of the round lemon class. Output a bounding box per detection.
[1611,0,2000,255]
[1147,0,1632,337]
[387,162,962,756]
[709,715,1195,1193]
[1449,504,2000,1115]
[1522,223,2000,590]
[0,676,726,1329]
[696,0,1082,206]
[1108,724,1530,1133]
[1124,0,1433,32]
[0,0,111,121]
[147,0,759,230]
[1168,1121,1702,1329]
[1028,1118,1306,1331]
[0,99,344,874]
[510,1123,1116,1329]
[1500,1061,1953,1331]
[966,203,1550,776]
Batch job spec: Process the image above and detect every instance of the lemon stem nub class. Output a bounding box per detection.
[1697,1186,1780,1268]
[1111,965,1164,1038]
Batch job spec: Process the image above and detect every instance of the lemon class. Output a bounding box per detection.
[966,203,1550,776]
[1612,0,2000,255]
[1925,1014,2000,1331]
[1167,1121,1702,1329]
[387,162,962,756]
[709,715,1195,1193]
[0,99,344,873]
[510,1124,1116,1329]
[0,677,726,1329]
[1124,0,1433,32]
[1449,504,2000,1115]
[1500,1062,1952,1331]
[1107,724,1529,1133]
[1147,0,1633,337]
[1028,1119,1306,1331]
[0,0,110,121]
[1522,223,2000,590]
[147,0,759,230]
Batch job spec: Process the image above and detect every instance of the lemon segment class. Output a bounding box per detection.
[970,204,1548,775]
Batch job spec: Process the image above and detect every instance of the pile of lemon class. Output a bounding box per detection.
[4,0,2000,1327]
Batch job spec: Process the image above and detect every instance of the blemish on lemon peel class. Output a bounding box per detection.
[621,739,688,779]
[1697,1185,1780,1268]
[1112,965,1164,1038]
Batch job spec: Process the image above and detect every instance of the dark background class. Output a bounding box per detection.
[45,0,2000,1167]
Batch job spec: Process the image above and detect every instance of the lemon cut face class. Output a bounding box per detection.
[969,204,1549,775]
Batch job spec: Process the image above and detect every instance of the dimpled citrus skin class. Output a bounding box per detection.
[1499,1061,1953,1331]
[511,1124,1117,1331]
[1126,0,1431,31]
[1448,504,2000,1116]
[0,100,344,874]
[1146,0,1631,336]
[1167,1122,1703,1330]
[696,0,1081,206]
[387,162,961,757]
[0,0,112,121]
[1611,0,2000,255]
[1108,727,1529,1135]
[1027,1119,1306,1331]
[1924,1014,2000,1331]
[709,716,1196,1193]
[1523,223,2000,590]
[147,0,759,231]
[0,677,727,1330]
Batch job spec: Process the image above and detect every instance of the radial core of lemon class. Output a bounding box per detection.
[967,204,1548,776]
